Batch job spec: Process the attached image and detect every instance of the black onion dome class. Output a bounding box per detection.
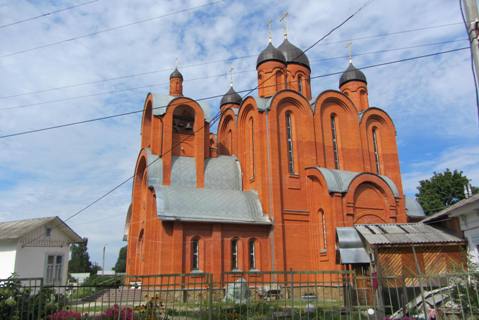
[277,39,310,69]
[339,62,367,87]
[256,42,286,68]
[220,86,242,106]
[170,67,183,80]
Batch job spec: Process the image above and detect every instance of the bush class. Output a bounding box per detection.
[48,310,82,320]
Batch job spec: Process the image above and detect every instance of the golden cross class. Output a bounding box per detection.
[229,67,234,86]
[280,11,288,39]
[346,42,352,63]
[267,19,272,42]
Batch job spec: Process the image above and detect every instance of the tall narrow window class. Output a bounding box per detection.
[275,71,282,91]
[231,239,239,270]
[331,115,340,169]
[298,75,303,94]
[286,112,296,174]
[138,229,144,261]
[248,239,256,270]
[249,118,255,179]
[192,239,199,271]
[372,128,380,174]
[320,210,327,251]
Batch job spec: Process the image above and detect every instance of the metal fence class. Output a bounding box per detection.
[1,271,478,320]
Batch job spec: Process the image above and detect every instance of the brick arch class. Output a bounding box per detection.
[127,149,149,275]
[217,108,237,155]
[305,169,336,268]
[141,94,153,149]
[359,107,402,194]
[162,97,206,187]
[345,174,398,224]
[313,90,362,170]
[237,101,262,191]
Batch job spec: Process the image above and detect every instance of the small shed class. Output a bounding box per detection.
[354,223,466,277]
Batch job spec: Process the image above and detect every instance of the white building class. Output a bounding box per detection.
[423,193,479,266]
[0,216,82,285]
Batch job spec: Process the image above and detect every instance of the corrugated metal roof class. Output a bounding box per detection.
[307,167,400,197]
[0,216,82,242]
[405,197,425,217]
[355,223,463,246]
[336,227,370,264]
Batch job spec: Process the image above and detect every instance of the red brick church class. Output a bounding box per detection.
[124,35,427,278]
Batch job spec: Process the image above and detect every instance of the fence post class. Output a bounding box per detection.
[208,273,213,320]
[290,269,294,320]
[37,278,44,320]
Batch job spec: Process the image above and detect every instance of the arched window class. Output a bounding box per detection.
[275,71,282,91]
[372,128,381,174]
[331,114,340,169]
[192,238,200,271]
[298,74,303,94]
[285,112,296,174]
[231,238,239,270]
[138,229,144,261]
[319,210,327,252]
[248,239,256,270]
[249,117,255,179]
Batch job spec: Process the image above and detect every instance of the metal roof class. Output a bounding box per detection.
[405,197,426,218]
[145,149,269,225]
[256,42,286,68]
[354,223,463,246]
[149,94,211,121]
[0,216,82,242]
[277,39,310,70]
[309,167,400,197]
[336,227,370,264]
[169,67,183,80]
[220,86,242,106]
[339,62,367,87]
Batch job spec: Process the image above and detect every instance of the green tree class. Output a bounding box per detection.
[415,169,477,215]
[114,246,127,273]
[68,238,92,273]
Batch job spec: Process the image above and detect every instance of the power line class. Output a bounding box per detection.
[55,0,374,228]
[0,0,222,59]
[0,47,469,140]
[0,22,464,100]
[0,0,100,29]
[3,38,466,111]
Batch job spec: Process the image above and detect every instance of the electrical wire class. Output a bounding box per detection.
[2,39,466,111]
[0,22,465,99]
[0,0,100,30]
[0,0,222,59]
[0,46,469,140]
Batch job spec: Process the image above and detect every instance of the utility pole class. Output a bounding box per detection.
[463,0,479,92]
[102,244,106,275]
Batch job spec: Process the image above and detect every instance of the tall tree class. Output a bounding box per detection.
[416,169,477,215]
[68,238,92,273]
[114,246,127,273]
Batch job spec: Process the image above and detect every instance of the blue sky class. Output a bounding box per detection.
[0,0,478,269]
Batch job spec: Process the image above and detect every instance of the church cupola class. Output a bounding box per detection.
[339,62,369,112]
[256,42,287,97]
[277,38,312,99]
[169,67,183,97]
[220,86,242,108]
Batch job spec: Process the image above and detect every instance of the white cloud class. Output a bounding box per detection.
[0,0,477,268]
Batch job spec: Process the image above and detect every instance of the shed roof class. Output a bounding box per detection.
[336,227,370,264]
[405,197,425,218]
[0,216,82,242]
[354,223,463,246]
